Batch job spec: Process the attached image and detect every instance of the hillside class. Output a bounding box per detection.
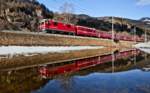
[0,0,53,31]
[76,15,149,37]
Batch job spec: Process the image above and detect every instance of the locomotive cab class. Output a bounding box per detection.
[38,19,49,33]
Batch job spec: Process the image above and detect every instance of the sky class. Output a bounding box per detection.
[37,0,150,20]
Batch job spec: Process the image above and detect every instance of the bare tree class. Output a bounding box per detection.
[55,1,77,24]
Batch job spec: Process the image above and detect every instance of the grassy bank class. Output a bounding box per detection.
[0,31,135,48]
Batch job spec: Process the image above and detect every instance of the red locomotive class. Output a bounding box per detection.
[39,19,144,42]
[39,19,76,35]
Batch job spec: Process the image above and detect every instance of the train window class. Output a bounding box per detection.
[87,29,90,31]
[53,22,58,26]
[67,25,71,28]
[47,21,51,25]
[79,27,86,31]
[41,22,44,25]
[45,21,48,24]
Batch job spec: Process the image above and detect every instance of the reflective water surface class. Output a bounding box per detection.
[0,49,150,93]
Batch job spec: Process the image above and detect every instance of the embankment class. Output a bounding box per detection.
[0,31,135,48]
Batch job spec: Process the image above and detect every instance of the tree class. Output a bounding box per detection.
[54,2,77,24]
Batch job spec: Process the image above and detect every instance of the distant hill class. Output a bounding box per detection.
[139,17,150,29]
[76,16,150,36]
[140,17,150,23]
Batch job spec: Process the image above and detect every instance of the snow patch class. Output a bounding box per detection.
[0,46,104,56]
[134,42,150,54]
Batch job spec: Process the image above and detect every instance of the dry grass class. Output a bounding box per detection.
[0,31,135,47]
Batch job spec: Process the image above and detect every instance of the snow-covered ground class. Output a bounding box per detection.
[0,46,104,56]
[134,42,150,54]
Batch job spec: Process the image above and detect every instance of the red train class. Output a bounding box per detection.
[39,19,144,42]
[39,50,140,78]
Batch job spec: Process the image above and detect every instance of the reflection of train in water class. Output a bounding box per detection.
[39,19,144,42]
[39,50,140,78]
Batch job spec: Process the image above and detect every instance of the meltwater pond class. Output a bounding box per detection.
[33,70,150,93]
[0,50,150,93]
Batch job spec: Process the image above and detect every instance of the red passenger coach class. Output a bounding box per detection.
[76,26,98,37]
[98,31,112,39]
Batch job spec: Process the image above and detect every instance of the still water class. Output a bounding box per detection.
[0,49,150,93]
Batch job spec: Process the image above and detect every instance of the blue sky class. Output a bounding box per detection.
[38,0,150,20]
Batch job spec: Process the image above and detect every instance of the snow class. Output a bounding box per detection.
[0,46,104,56]
[143,19,150,22]
[134,42,150,54]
